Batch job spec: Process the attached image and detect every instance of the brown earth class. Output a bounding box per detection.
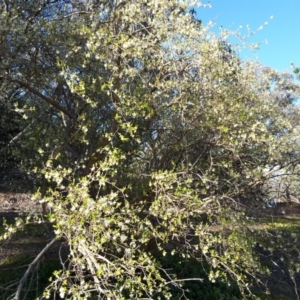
[0,192,36,213]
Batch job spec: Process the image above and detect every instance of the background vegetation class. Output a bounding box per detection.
[1,0,300,299]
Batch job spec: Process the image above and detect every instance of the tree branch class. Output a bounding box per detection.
[4,77,75,119]
[13,237,60,300]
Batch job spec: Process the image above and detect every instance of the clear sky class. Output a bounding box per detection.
[195,1,300,73]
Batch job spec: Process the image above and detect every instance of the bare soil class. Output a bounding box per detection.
[0,192,35,213]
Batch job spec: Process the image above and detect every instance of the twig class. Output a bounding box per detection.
[291,274,299,300]
[165,278,203,285]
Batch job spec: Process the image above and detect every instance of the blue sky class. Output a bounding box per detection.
[196,1,300,73]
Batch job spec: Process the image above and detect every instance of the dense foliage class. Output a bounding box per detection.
[1,0,300,299]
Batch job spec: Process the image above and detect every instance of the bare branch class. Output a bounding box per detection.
[13,237,60,300]
[3,77,75,120]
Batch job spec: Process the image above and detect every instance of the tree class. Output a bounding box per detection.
[1,1,300,299]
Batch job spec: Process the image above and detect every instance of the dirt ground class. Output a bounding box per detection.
[0,192,36,212]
